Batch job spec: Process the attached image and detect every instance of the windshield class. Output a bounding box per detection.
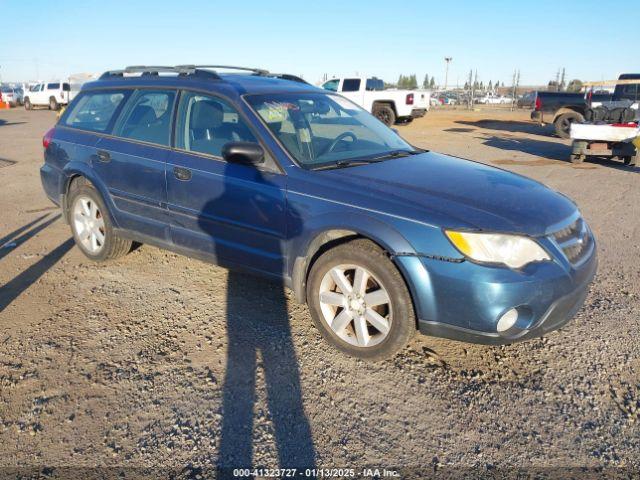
[246,92,416,168]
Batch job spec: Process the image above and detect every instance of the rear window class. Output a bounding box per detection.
[47,83,60,90]
[342,79,361,92]
[62,90,129,133]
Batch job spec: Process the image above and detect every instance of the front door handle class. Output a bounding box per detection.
[96,150,111,163]
[173,166,192,181]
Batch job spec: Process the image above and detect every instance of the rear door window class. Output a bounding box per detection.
[62,90,129,133]
[47,83,60,90]
[113,90,176,146]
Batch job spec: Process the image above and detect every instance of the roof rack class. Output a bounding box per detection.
[98,65,308,84]
[99,65,221,80]
[265,73,309,84]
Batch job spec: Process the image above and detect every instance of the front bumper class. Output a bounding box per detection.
[395,243,597,346]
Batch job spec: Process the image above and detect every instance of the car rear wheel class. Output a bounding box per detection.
[68,180,132,261]
[49,97,59,111]
[24,98,32,110]
[372,104,396,127]
[307,238,415,360]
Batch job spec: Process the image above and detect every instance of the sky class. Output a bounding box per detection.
[1,0,638,87]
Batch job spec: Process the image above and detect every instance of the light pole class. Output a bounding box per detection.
[444,57,452,90]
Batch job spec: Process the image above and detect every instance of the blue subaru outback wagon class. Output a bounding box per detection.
[40,65,597,360]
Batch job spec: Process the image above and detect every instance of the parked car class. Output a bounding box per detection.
[476,92,511,104]
[321,77,429,126]
[40,65,597,360]
[0,86,19,106]
[531,91,612,138]
[24,81,72,110]
[517,91,536,109]
[14,87,24,105]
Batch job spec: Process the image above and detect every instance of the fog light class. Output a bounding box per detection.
[497,308,519,333]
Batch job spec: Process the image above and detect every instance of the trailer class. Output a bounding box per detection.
[570,122,639,165]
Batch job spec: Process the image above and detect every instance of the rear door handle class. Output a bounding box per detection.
[173,166,192,181]
[96,150,111,163]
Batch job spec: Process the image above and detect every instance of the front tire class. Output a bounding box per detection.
[24,97,32,110]
[68,179,132,261]
[307,239,415,360]
[372,104,396,127]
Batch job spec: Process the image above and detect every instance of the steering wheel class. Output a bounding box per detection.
[327,132,358,153]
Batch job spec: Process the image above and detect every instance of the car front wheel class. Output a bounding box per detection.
[307,238,415,360]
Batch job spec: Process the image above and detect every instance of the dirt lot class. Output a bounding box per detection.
[0,106,638,478]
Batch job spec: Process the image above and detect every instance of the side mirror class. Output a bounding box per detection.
[222,142,265,166]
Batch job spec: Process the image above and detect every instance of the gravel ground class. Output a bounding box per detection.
[0,107,638,479]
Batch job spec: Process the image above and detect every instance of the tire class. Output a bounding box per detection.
[372,104,396,127]
[554,112,583,139]
[570,153,585,164]
[306,238,415,361]
[67,178,132,262]
[49,97,59,111]
[24,97,32,110]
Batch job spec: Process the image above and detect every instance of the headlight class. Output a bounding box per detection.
[445,230,550,269]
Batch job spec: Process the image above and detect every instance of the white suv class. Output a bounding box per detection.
[24,82,71,110]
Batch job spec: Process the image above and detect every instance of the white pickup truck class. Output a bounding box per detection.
[23,81,72,110]
[321,77,429,126]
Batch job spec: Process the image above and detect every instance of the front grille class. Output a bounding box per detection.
[551,217,593,265]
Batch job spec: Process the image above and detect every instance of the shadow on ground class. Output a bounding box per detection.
[456,119,555,137]
[0,214,73,313]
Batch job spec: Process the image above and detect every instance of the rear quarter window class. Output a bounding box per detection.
[62,90,130,133]
[47,83,60,90]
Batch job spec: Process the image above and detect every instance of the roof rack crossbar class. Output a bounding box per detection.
[178,65,270,76]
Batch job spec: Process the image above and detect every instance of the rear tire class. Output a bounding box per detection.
[24,97,32,110]
[67,179,132,262]
[306,238,415,361]
[49,97,59,111]
[570,153,585,164]
[372,104,396,127]
[555,112,583,139]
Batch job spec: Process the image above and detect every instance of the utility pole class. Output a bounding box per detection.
[444,57,452,90]
[468,69,474,110]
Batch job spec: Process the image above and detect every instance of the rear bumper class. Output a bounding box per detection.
[411,108,427,118]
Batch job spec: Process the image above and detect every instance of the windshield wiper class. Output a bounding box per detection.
[311,149,425,171]
[312,159,382,170]
[362,149,424,162]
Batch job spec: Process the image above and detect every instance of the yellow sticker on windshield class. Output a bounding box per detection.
[261,101,299,123]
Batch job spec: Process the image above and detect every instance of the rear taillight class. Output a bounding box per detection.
[43,127,55,149]
[406,93,414,105]
[534,95,541,111]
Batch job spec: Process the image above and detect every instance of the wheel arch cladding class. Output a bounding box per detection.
[289,212,418,304]
[61,164,119,227]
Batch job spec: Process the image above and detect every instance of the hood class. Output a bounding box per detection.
[317,152,577,236]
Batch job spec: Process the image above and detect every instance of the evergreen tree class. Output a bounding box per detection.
[480,81,484,91]
[488,80,493,91]
[566,79,583,93]
[429,77,435,89]
[409,74,418,89]
[423,74,430,89]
